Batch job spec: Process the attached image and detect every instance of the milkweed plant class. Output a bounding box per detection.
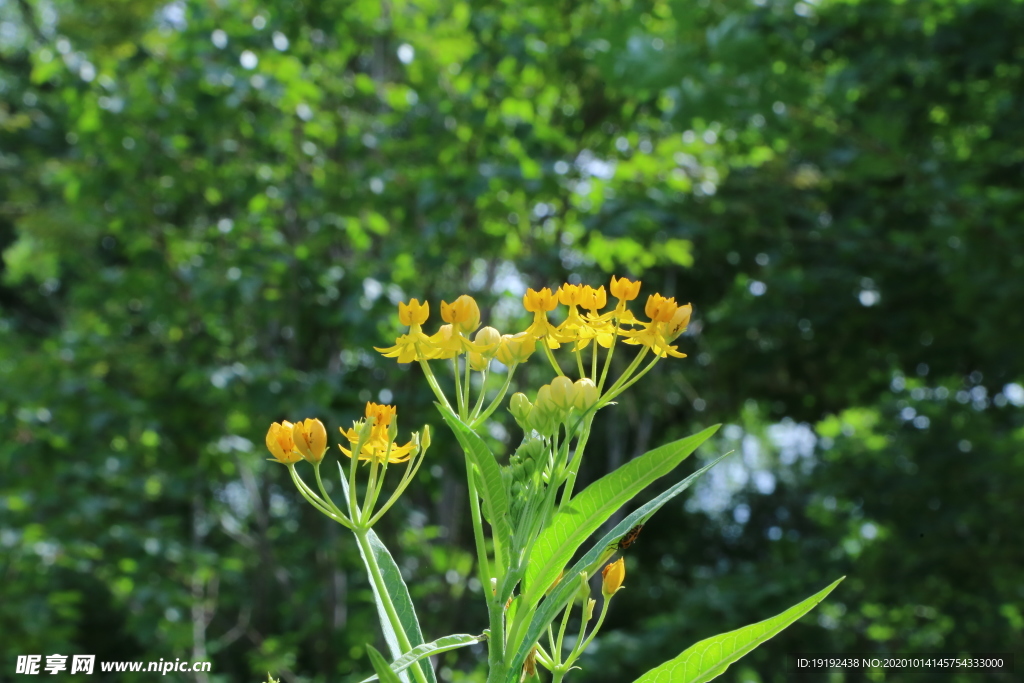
[262,277,843,683]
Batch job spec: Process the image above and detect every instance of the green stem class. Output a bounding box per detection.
[601,346,648,400]
[289,465,349,524]
[602,355,660,405]
[543,343,564,376]
[470,368,489,420]
[472,362,518,427]
[466,455,504,679]
[454,358,466,417]
[558,414,595,512]
[597,322,621,392]
[353,528,430,683]
[419,360,453,412]
[574,346,586,380]
[463,352,473,420]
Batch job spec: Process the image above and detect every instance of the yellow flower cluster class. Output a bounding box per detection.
[375,276,692,364]
[265,403,416,465]
[339,402,417,463]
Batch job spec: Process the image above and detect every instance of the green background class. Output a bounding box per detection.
[1,0,1022,681]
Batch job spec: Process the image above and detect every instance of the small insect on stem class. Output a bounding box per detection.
[617,524,644,550]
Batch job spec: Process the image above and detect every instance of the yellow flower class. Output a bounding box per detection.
[339,402,416,463]
[601,557,625,596]
[578,285,616,348]
[644,293,679,322]
[555,283,590,346]
[522,287,561,348]
[523,287,558,313]
[398,298,430,326]
[620,293,689,358]
[375,299,438,363]
[606,275,641,324]
[428,322,489,359]
[609,275,641,302]
[292,418,328,464]
[440,294,481,334]
[266,421,303,464]
[579,285,607,313]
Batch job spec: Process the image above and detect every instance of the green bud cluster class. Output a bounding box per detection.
[508,378,601,439]
[502,437,547,527]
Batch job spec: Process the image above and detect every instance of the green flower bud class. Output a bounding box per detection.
[509,392,533,426]
[573,378,599,412]
[549,375,575,411]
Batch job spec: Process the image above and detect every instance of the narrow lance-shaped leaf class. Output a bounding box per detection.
[340,465,437,683]
[359,634,483,683]
[437,404,514,567]
[505,452,732,680]
[523,425,720,605]
[632,577,846,683]
[366,645,404,683]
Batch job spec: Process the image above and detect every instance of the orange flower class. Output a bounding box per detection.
[266,421,303,464]
[602,557,626,596]
[292,418,328,464]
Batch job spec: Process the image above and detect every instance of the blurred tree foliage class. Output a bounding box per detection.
[1,0,1021,682]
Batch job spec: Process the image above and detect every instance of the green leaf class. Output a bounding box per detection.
[631,577,846,683]
[505,452,731,680]
[366,645,403,683]
[359,634,483,683]
[339,465,437,683]
[523,425,720,603]
[437,404,514,567]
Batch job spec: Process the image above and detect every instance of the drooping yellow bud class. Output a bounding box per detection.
[584,598,597,621]
[573,378,599,411]
[266,421,303,464]
[666,303,692,340]
[292,418,328,463]
[546,570,564,595]
[495,332,536,365]
[523,287,558,313]
[610,275,641,301]
[601,557,625,597]
[398,298,429,326]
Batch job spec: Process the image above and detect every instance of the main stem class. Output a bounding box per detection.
[353,528,430,683]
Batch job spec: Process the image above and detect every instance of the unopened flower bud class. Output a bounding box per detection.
[266,421,303,464]
[666,303,692,341]
[509,392,533,425]
[292,418,328,464]
[573,378,599,412]
[584,598,597,621]
[548,375,575,411]
[601,557,625,597]
[495,332,536,365]
[576,571,591,602]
